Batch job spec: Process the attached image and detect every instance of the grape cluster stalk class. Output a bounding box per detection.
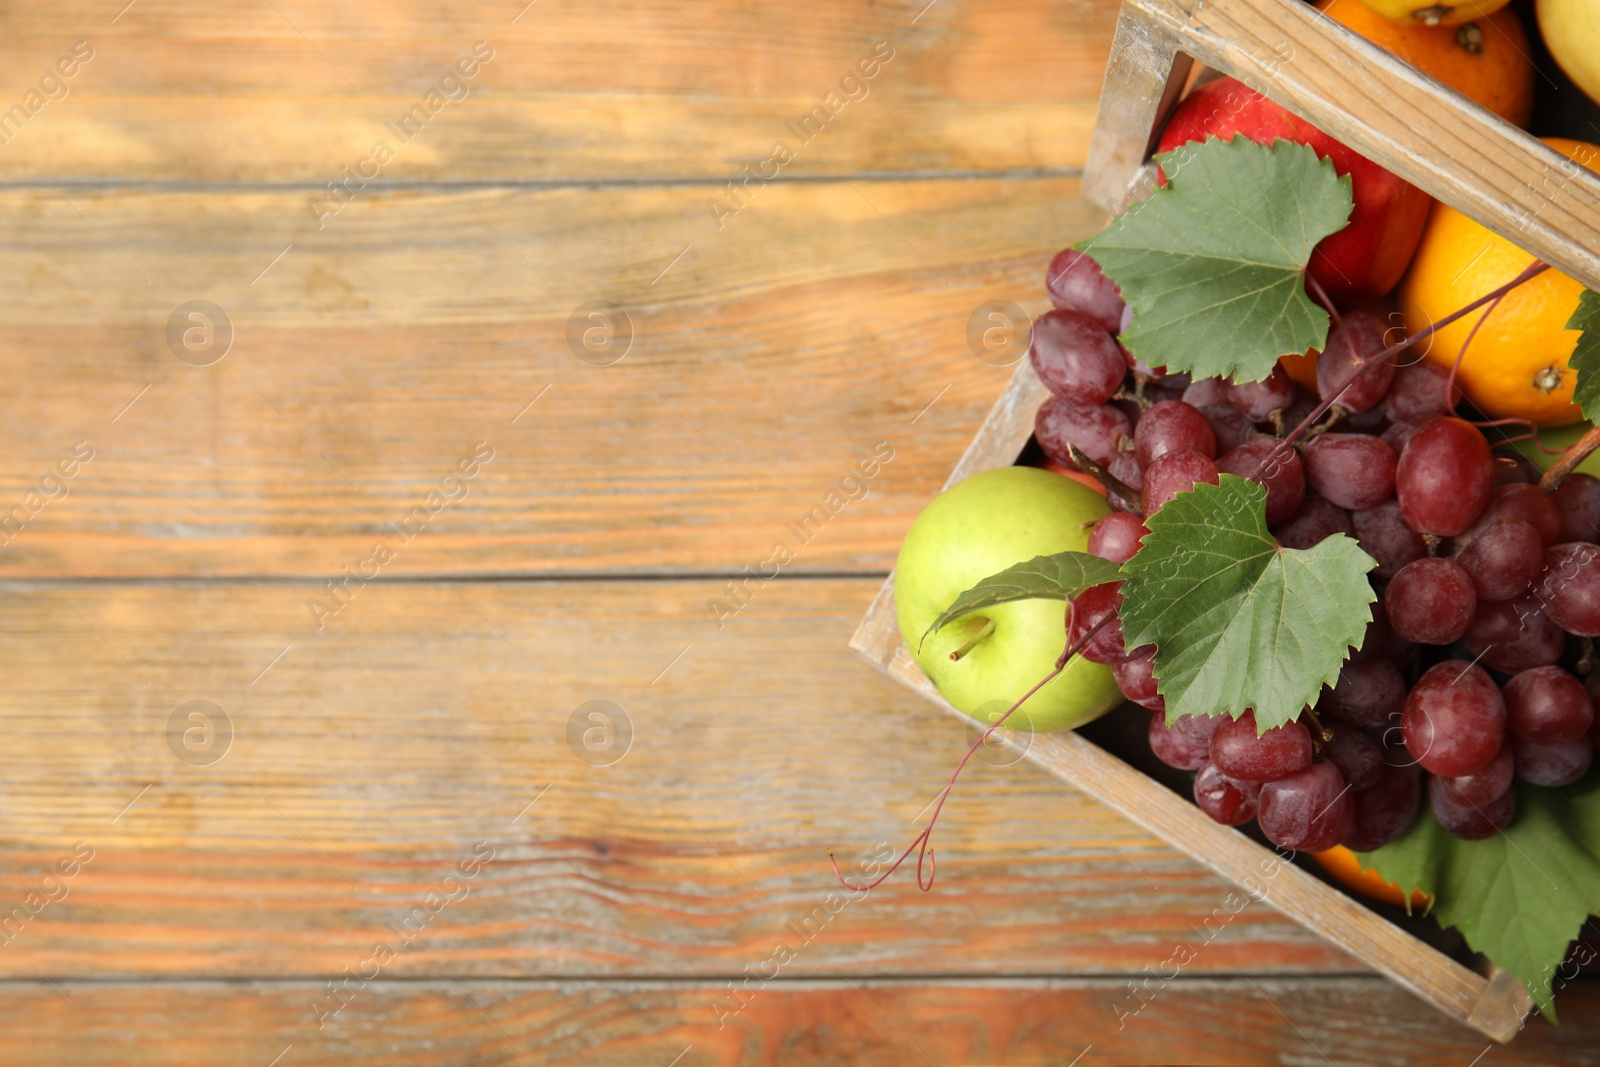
[1042,248,1600,851]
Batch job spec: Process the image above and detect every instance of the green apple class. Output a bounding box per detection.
[1503,421,1600,479]
[895,466,1124,732]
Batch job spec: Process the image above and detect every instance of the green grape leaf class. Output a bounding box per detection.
[1567,288,1600,422]
[921,551,1122,651]
[1075,135,1353,383]
[1119,475,1376,730]
[1357,773,1600,1021]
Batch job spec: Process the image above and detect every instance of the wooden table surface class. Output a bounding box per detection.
[2,1,1594,1063]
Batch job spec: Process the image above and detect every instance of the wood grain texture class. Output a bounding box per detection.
[0,178,1105,578]
[0,0,1115,182]
[6,978,1597,1066]
[0,578,1361,978]
[1090,0,1600,287]
[1081,5,1190,211]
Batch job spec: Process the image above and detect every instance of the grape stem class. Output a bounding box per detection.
[1251,260,1552,483]
[1540,424,1600,491]
[1301,704,1332,745]
[1304,272,1347,352]
[1066,443,1142,513]
[1443,289,1506,420]
[828,615,1111,894]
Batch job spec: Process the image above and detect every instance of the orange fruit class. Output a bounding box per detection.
[1036,457,1110,498]
[1279,349,1321,391]
[1357,0,1512,26]
[1320,0,1535,126]
[1312,846,1432,910]
[1398,137,1600,426]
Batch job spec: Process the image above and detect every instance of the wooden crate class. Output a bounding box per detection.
[851,0,1600,1042]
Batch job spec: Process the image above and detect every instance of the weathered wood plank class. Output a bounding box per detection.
[0,0,1114,182]
[0,578,1359,977]
[0,178,1104,577]
[5,978,1595,1065]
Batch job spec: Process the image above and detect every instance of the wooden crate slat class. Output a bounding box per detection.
[1084,0,1600,290]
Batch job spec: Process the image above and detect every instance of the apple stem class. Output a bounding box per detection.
[1540,424,1600,491]
[948,618,996,661]
[1251,260,1551,484]
[828,616,1112,895]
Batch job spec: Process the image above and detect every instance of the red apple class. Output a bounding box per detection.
[1155,77,1430,306]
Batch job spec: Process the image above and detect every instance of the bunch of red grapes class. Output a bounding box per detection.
[1036,247,1600,854]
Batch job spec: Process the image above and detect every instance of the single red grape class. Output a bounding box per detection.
[1035,397,1130,468]
[1200,404,1255,454]
[1209,710,1314,781]
[1550,473,1600,543]
[1258,761,1355,851]
[1113,648,1164,712]
[1029,310,1127,406]
[1045,248,1126,334]
[1381,418,1424,457]
[1428,774,1516,840]
[1303,433,1397,511]
[1067,582,1134,664]
[1452,519,1545,602]
[1435,739,1514,807]
[1318,658,1406,729]
[1109,451,1145,495]
[1383,362,1459,422]
[1182,378,1231,408]
[1142,450,1220,515]
[1352,500,1428,580]
[1533,542,1600,636]
[1342,762,1423,850]
[1174,711,1221,747]
[1460,483,1563,547]
[1149,712,1211,770]
[1193,761,1262,825]
[1134,401,1217,466]
[1088,512,1149,565]
[1464,597,1567,673]
[1316,311,1396,414]
[1401,660,1506,777]
[1395,416,1494,536]
[1272,496,1355,550]
[1510,734,1594,787]
[1385,557,1477,645]
[1503,665,1596,743]
[1227,364,1296,421]
[1322,727,1385,790]
[1215,439,1305,525]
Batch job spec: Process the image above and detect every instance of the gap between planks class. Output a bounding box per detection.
[0,974,1497,989]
